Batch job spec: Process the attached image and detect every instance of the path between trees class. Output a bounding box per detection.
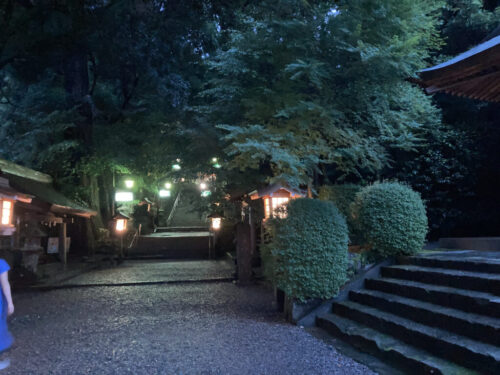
[8,260,376,374]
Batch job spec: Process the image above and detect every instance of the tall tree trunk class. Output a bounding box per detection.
[63,39,102,252]
[99,172,114,224]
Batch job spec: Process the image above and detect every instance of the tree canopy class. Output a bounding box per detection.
[1,0,499,238]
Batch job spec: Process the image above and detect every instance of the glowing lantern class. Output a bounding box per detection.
[212,217,221,230]
[113,213,129,232]
[115,191,134,202]
[271,197,289,218]
[165,182,172,189]
[116,219,126,231]
[249,184,304,219]
[0,200,13,226]
[208,213,223,231]
[211,157,218,163]
[172,164,181,171]
[200,182,207,190]
[124,179,134,189]
[159,189,171,198]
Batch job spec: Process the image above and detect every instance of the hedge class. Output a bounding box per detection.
[262,198,349,302]
[353,182,428,257]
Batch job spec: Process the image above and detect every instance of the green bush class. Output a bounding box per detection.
[262,198,349,302]
[318,184,362,244]
[353,182,428,257]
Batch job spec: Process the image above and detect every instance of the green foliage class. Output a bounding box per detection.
[353,182,428,257]
[388,0,499,238]
[201,0,444,185]
[318,184,361,217]
[388,124,477,238]
[318,184,362,243]
[440,0,499,56]
[262,198,349,302]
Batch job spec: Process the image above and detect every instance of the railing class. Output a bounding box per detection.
[127,224,141,248]
[166,190,182,227]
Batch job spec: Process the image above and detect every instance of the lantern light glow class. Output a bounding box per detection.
[1,200,13,225]
[200,183,207,190]
[211,217,221,230]
[172,164,181,171]
[116,219,126,232]
[115,192,134,202]
[263,197,289,219]
[159,189,171,197]
[124,179,134,189]
[165,182,172,189]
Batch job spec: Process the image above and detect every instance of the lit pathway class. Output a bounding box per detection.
[8,260,375,374]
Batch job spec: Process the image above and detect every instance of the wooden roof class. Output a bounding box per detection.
[7,175,96,218]
[0,159,52,183]
[0,177,32,203]
[0,159,96,218]
[417,34,500,102]
[249,183,305,200]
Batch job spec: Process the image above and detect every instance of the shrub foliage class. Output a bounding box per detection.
[262,198,349,302]
[318,184,362,244]
[353,182,428,257]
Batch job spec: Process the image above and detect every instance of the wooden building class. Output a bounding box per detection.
[0,159,96,270]
[416,28,500,102]
[249,183,304,219]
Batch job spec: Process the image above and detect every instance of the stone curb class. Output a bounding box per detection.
[296,258,395,327]
[19,276,236,292]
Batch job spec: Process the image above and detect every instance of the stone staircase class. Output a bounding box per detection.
[317,251,500,374]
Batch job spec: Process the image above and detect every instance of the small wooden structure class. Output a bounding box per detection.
[416,29,500,102]
[249,183,304,219]
[0,159,96,269]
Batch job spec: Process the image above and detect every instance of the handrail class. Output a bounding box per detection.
[166,190,182,227]
[128,224,141,248]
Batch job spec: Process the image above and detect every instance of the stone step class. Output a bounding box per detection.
[349,289,500,346]
[381,265,500,295]
[365,277,500,318]
[333,301,500,374]
[399,255,500,274]
[129,235,210,259]
[316,313,479,375]
[155,226,208,233]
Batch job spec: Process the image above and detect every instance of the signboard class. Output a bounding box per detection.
[47,237,71,254]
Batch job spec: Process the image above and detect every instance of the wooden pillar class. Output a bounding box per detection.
[59,222,67,266]
[236,223,252,285]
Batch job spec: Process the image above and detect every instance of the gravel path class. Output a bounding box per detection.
[7,261,376,375]
[57,260,234,286]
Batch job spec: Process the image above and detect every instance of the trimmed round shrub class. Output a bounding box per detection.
[318,184,362,244]
[353,182,428,257]
[262,198,349,302]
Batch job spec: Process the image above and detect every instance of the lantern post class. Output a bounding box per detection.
[113,212,130,259]
[207,212,223,259]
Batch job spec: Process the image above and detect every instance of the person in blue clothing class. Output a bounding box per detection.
[0,259,13,371]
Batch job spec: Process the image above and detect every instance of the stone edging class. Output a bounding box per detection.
[294,258,395,327]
